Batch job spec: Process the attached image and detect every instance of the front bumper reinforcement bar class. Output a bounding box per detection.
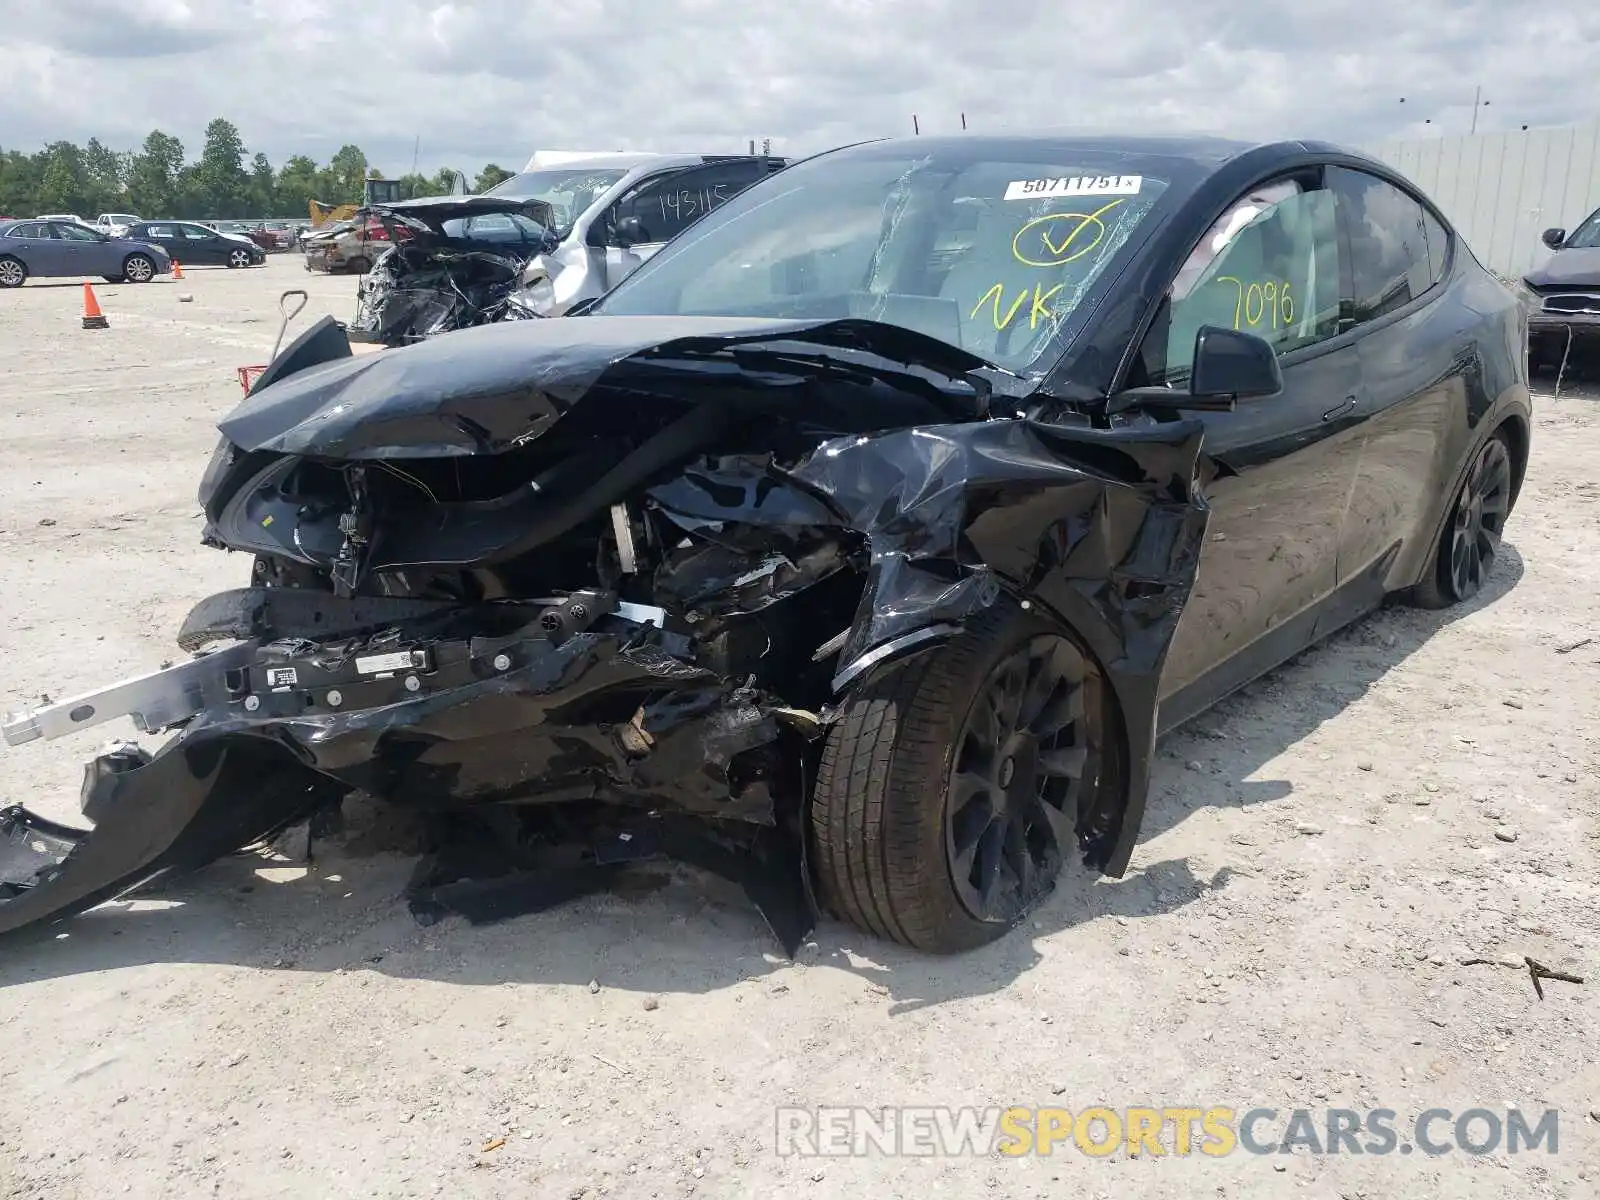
[2,642,260,747]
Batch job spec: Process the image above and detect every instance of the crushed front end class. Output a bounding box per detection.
[347,197,560,347]
[1,314,1208,952]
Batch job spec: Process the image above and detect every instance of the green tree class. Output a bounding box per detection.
[83,138,127,214]
[327,144,368,203]
[474,163,513,192]
[35,141,89,214]
[427,167,467,195]
[0,149,45,216]
[395,172,432,201]
[249,152,275,216]
[274,154,319,216]
[126,131,186,216]
[195,117,249,216]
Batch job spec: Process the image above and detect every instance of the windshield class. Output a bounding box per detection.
[482,167,629,233]
[441,211,555,246]
[594,151,1169,371]
[1564,207,1600,249]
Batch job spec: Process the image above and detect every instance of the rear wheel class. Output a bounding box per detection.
[810,602,1112,953]
[122,254,156,283]
[1411,429,1515,608]
[0,256,25,288]
[344,256,370,275]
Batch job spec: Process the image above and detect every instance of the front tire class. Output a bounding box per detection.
[1411,428,1515,608]
[343,256,370,275]
[228,248,252,269]
[122,254,156,283]
[810,602,1111,953]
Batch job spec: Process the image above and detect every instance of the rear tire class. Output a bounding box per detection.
[0,256,25,288]
[810,601,1112,953]
[344,257,370,275]
[1410,428,1515,608]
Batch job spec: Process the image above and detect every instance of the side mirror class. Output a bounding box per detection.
[1190,325,1283,400]
[1105,326,1281,416]
[1541,227,1566,250]
[611,215,647,249]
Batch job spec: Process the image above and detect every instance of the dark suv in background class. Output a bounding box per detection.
[1522,204,1600,374]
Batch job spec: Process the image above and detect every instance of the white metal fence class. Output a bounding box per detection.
[1358,120,1600,278]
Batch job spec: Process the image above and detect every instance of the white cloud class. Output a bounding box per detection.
[0,0,1593,175]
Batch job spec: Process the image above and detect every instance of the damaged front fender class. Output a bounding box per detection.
[692,412,1210,875]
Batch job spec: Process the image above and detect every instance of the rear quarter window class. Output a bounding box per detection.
[1329,166,1439,321]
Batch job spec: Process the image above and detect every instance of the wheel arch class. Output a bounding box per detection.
[1018,583,1157,878]
[831,585,1156,881]
[1407,402,1530,599]
[1496,411,1530,512]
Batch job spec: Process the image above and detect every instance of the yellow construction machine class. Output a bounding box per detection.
[307,170,468,228]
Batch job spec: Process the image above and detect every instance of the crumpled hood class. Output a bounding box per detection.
[1525,247,1600,288]
[362,194,558,235]
[215,315,1007,459]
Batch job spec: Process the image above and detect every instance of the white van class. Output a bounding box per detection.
[95,213,142,237]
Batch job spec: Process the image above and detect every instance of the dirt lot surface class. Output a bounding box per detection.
[0,257,1596,1199]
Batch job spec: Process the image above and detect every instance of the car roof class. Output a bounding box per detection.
[813,131,1267,167]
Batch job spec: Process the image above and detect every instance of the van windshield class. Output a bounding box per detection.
[594,151,1169,372]
[482,168,629,234]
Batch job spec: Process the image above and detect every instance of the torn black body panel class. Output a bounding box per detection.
[0,733,344,939]
[1,313,1206,947]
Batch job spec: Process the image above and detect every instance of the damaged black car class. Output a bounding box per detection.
[1,134,1530,955]
[347,195,561,346]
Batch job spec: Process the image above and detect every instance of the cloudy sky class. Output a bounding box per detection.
[1,0,1595,175]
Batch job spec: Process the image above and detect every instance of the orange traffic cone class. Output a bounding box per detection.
[82,283,109,330]
[171,260,184,280]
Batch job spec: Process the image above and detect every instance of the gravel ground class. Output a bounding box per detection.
[1,257,1596,1199]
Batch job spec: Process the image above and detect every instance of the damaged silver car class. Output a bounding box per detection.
[347,195,561,344]
[0,133,1529,954]
[349,154,789,346]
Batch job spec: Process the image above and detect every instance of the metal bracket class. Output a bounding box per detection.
[2,642,259,748]
[830,624,959,694]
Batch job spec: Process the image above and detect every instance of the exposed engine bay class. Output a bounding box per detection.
[0,313,1209,953]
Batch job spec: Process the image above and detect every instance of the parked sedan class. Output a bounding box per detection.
[0,218,170,286]
[0,134,1532,955]
[123,221,266,269]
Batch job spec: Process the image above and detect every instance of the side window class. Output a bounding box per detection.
[7,222,44,238]
[55,223,99,241]
[1141,178,1343,385]
[182,225,215,240]
[143,224,175,238]
[609,163,767,245]
[1329,167,1436,321]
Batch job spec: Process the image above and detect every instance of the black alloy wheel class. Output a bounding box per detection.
[1448,433,1512,601]
[945,634,1095,924]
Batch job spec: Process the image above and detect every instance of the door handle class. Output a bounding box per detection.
[1322,395,1357,422]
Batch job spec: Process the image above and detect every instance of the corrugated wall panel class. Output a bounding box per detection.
[1359,120,1600,277]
